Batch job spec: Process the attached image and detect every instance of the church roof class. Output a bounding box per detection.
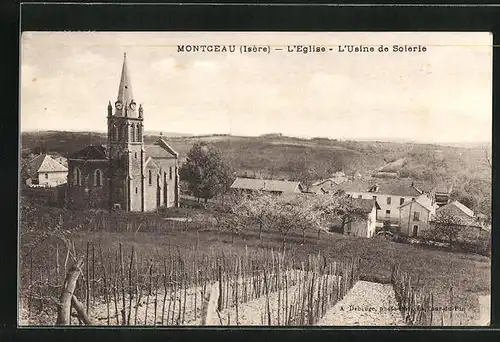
[70,145,107,160]
[22,154,68,179]
[144,138,178,159]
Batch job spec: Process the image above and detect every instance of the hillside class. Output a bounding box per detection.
[20,131,491,216]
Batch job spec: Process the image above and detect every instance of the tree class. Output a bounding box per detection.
[450,189,477,212]
[211,192,247,244]
[179,142,233,204]
[285,158,318,188]
[235,191,276,240]
[430,211,465,248]
[314,194,369,234]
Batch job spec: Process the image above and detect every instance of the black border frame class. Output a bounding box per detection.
[3,1,499,341]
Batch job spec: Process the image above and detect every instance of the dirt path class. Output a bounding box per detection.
[216,272,341,326]
[316,281,405,326]
[477,295,490,326]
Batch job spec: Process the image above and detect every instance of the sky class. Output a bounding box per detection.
[20,32,492,144]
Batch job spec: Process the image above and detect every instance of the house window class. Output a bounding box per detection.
[387,197,391,205]
[385,210,390,215]
[148,170,152,185]
[131,125,135,142]
[400,198,404,205]
[169,166,173,180]
[413,212,420,221]
[135,187,138,194]
[113,203,121,210]
[45,173,48,179]
[372,196,377,200]
[94,169,102,187]
[74,167,81,186]
[412,225,419,237]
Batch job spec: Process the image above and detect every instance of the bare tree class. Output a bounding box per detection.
[313,194,369,233]
[430,211,466,248]
[235,191,275,240]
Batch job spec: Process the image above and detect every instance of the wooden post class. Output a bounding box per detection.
[200,281,220,325]
[71,295,95,325]
[56,258,84,325]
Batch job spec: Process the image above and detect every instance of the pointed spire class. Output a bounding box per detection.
[115,52,137,117]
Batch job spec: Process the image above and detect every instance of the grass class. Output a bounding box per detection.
[20,203,490,325]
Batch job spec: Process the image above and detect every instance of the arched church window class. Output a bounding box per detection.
[74,167,81,186]
[131,124,135,142]
[94,169,102,187]
[122,124,127,141]
[148,170,152,185]
[113,125,119,141]
[136,124,141,142]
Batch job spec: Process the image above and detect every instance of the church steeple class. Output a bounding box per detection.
[114,52,138,117]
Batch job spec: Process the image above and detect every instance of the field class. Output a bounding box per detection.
[19,131,491,326]
[19,201,490,326]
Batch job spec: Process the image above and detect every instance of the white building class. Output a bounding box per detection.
[22,154,68,187]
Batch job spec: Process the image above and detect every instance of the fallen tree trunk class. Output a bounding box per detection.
[71,295,94,325]
[200,281,220,325]
[56,258,84,325]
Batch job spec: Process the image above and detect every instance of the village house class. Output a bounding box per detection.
[430,200,485,242]
[342,198,380,238]
[66,53,180,211]
[22,154,68,187]
[399,194,438,237]
[308,171,349,194]
[229,177,305,195]
[337,179,429,228]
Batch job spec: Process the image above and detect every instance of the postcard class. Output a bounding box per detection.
[19,31,491,327]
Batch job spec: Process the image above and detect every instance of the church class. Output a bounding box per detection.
[67,53,180,211]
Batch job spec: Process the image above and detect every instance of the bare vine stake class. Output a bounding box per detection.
[170,258,177,325]
[161,256,168,325]
[449,287,454,325]
[235,259,239,325]
[92,242,95,307]
[86,242,90,315]
[134,276,142,325]
[99,246,110,325]
[285,268,288,325]
[182,261,187,324]
[56,243,60,284]
[277,257,281,326]
[154,274,159,326]
[119,243,126,325]
[28,253,33,321]
[176,261,182,326]
[127,246,135,325]
[194,259,198,322]
[113,277,119,325]
[145,261,153,325]
[167,255,173,325]
[263,269,271,326]
[217,266,223,312]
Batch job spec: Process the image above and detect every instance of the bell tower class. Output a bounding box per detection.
[107,53,145,211]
